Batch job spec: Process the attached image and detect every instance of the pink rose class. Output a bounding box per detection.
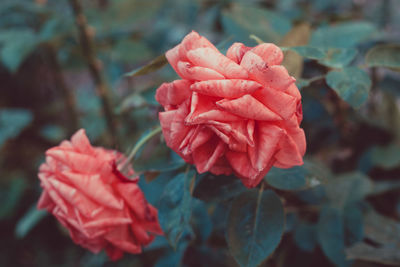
[37,129,163,260]
[156,31,306,188]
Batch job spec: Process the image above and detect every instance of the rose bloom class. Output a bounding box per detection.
[156,31,306,188]
[37,129,162,260]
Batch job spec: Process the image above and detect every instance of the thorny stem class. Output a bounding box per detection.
[259,181,265,195]
[126,126,162,163]
[68,0,118,145]
[119,126,162,173]
[46,44,80,134]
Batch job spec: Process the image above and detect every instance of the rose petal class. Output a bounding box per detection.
[247,120,255,146]
[105,227,141,254]
[192,139,225,173]
[84,217,132,229]
[178,31,218,60]
[185,92,221,124]
[130,220,152,244]
[46,148,103,174]
[250,43,284,66]
[71,129,94,154]
[285,83,302,100]
[187,47,248,79]
[60,140,73,149]
[165,45,181,75]
[190,79,262,98]
[274,130,305,167]
[105,246,125,261]
[216,94,281,121]
[39,174,69,214]
[208,125,230,144]
[241,51,295,90]
[290,127,306,156]
[177,61,225,80]
[187,109,242,125]
[61,171,123,210]
[248,123,283,171]
[185,127,214,153]
[159,101,191,151]
[48,178,101,218]
[253,88,297,120]
[37,191,52,210]
[140,205,163,235]
[209,157,233,175]
[166,31,218,77]
[225,151,259,184]
[228,138,248,152]
[115,183,148,220]
[155,80,192,107]
[226,42,251,64]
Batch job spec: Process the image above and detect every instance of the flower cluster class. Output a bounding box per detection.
[37,129,162,260]
[156,31,306,187]
[37,31,306,260]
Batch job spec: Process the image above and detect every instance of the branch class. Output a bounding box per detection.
[46,44,80,135]
[68,0,118,145]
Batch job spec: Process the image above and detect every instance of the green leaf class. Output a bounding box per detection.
[346,210,400,266]
[0,177,27,219]
[326,67,372,108]
[371,180,400,195]
[86,0,163,37]
[343,204,364,246]
[324,172,373,208]
[123,54,167,77]
[265,166,306,190]
[280,23,311,79]
[310,22,376,48]
[158,170,195,249]
[15,205,47,239]
[365,44,400,71]
[346,242,400,266]
[117,93,147,113]
[283,46,326,60]
[40,125,66,142]
[0,108,33,148]
[0,29,40,72]
[221,4,291,44]
[191,199,212,242]
[226,189,285,267]
[80,251,108,267]
[370,144,400,169]
[294,223,318,252]
[363,209,400,245]
[318,48,358,68]
[112,39,153,64]
[317,206,351,267]
[39,16,74,43]
[296,78,313,89]
[136,154,185,173]
[193,174,246,202]
[265,160,331,191]
[282,46,357,67]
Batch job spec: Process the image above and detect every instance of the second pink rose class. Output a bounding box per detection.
[156,31,306,188]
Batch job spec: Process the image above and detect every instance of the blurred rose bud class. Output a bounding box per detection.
[37,129,163,260]
[156,31,306,188]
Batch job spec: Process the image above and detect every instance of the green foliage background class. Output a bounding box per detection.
[1,0,400,266]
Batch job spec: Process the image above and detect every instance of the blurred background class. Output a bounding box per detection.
[1,0,400,266]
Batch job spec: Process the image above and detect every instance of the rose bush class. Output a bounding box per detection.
[156,31,306,187]
[37,129,162,260]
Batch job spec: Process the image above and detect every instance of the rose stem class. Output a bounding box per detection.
[45,44,80,134]
[68,0,118,145]
[120,126,162,171]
